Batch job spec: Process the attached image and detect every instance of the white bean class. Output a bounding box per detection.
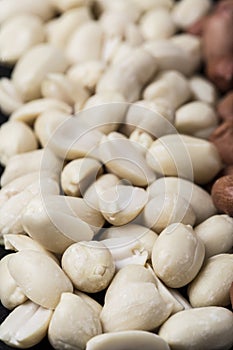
[48,293,102,350]
[147,134,223,184]
[0,121,38,165]
[0,15,45,64]
[195,215,233,258]
[159,307,233,350]
[12,44,68,102]
[188,254,233,307]
[152,223,205,288]
[0,300,53,348]
[8,250,73,309]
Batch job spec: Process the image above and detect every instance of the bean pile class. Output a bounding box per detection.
[0,0,233,350]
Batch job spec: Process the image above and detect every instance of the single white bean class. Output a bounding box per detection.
[147,177,217,224]
[100,265,173,332]
[125,99,175,138]
[0,78,23,115]
[62,241,115,293]
[189,75,218,105]
[99,184,148,226]
[144,70,191,109]
[81,93,127,134]
[146,134,223,184]
[47,116,104,160]
[0,121,38,165]
[61,158,103,197]
[98,132,156,186]
[67,61,105,92]
[170,34,202,72]
[97,49,157,102]
[140,8,176,41]
[0,178,59,236]
[12,44,68,102]
[86,331,170,350]
[22,195,98,254]
[172,0,211,29]
[4,234,58,263]
[46,7,91,49]
[143,194,196,233]
[159,307,233,350]
[0,14,45,65]
[0,0,56,24]
[84,174,120,212]
[34,109,70,147]
[10,98,72,124]
[0,255,27,310]
[152,223,205,288]
[0,149,62,187]
[0,171,59,207]
[66,21,104,64]
[0,300,53,348]
[175,101,218,139]
[195,215,233,258]
[48,293,102,350]
[188,254,233,307]
[41,73,89,108]
[8,250,73,309]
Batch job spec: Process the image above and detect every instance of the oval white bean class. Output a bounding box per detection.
[144,70,191,109]
[8,250,73,309]
[0,300,53,348]
[188,254,233,307]
[0,78,23,115]
[12,44,68,101]
[62,241,115,293]
[152,223,205,288]
[159,307,233,350]
[100,265,173,332]
[99,184,148,226]
[172,0,211,29]
[195,215,233,258]
[146,134,223,184]
[67,61,105,92]
[147,177,217,224]
[0,0,56,24]
[86,331,170,350]
[0,14,45,64]
[34,109,70,147]
[0,178,59,236]
[48,293,102,350]
[175,101,218,139]
[61,158,102,197]
[189,75,217,105]
[0,121,38,165]
[22,195,96,254]
[143,194,196,233]
[0,149,62,187]
[66,22,104,64]
[140,8,176,41]
[41,73,89,109]
[98,132,156,186]
[125,99,175,138]
[46,7,91,49]
[10,98,72,124]
[0,255,27,310]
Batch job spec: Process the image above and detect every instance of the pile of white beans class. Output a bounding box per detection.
[0,0,233,349]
